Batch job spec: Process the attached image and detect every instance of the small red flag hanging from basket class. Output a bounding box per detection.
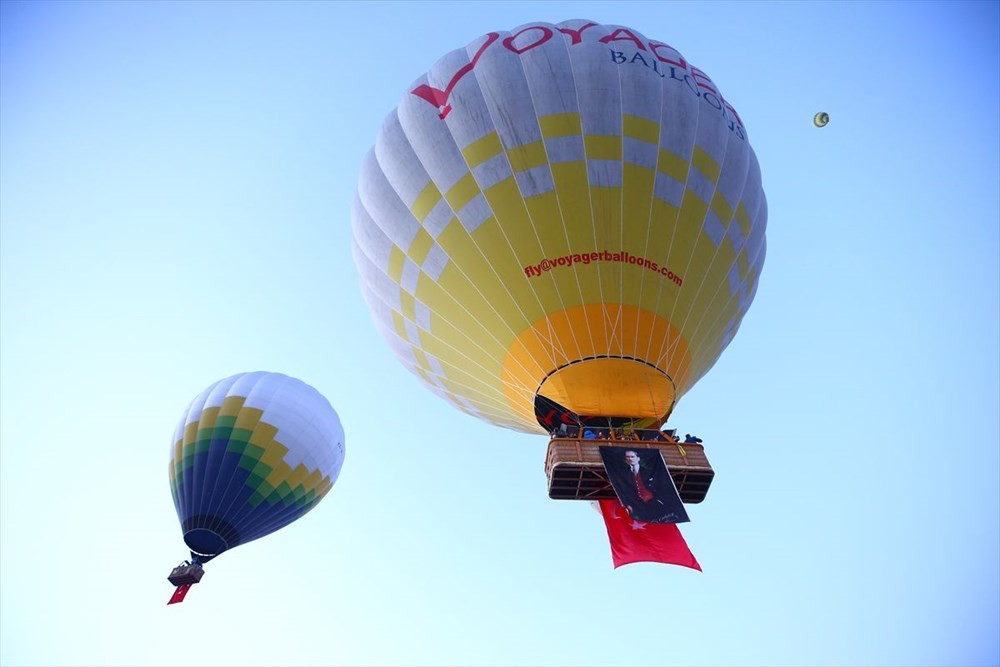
[599,499,702,571]
[167,584,193,605]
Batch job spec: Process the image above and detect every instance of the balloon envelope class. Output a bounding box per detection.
[353,20,767,433]
[168,372,345,559]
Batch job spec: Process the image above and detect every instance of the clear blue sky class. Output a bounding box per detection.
[1,2,997,666]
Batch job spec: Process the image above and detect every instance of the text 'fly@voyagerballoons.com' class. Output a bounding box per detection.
[523,251,683,286]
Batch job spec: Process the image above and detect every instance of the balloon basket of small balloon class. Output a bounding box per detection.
[167,562,205,587]
[544,438,714,503]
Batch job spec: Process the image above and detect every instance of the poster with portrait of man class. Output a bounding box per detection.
[599,446,690,524]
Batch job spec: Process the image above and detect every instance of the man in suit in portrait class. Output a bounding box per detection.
[607,448,689,524]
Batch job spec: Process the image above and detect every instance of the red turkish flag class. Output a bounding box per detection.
[167,584,193,605]
[599,499,702,571]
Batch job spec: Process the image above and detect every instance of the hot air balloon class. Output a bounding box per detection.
[351,20,766,504]
[814,112,830,127]
[166,371,345,603]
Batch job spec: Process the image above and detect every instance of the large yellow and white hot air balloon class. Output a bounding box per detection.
[352,20,767,441]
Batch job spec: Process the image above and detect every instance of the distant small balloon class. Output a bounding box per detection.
[164,371,345,604]
[813,112,830,127]
[169,371,345,560]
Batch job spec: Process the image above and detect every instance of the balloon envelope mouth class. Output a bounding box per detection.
[183,528,230,557]
[537,356,676,420]
[181,514,240,556]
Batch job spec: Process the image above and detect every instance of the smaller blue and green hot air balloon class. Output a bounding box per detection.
[166,371,345,604]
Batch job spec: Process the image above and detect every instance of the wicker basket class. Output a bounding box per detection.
[544,437,714,503]
[168,563,205,586]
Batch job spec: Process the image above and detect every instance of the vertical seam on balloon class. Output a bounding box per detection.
[191,380,244,550]
[630,55,670,417]
[444,45,572,375]
[367,113,545,414]
[356,220,529,396]
[626,34,668,375]
[199,382,256,542]
[609,24,627,367]
[210,375,307,547]
[642,94,696,369]
[668,148,750,378]
[174,415,193,539]
[361,301,538,423]
[184,375,239,549]
[354,250,541,425]
[373,322,536,423]
[187,374,247,545]
[675,173,766,389]
[471,27,580,375]
[655,88,734,377]
[356,248,537,402]
[537,23,599,368]
[656,159,713,370]
[168,447,182,524]
[663,145,743,377]
[539,22,602,364]
[226,454,299,543]
[218,379,301,542]
[362,141,527,385]
[566,23,612,358]
[505,22,592,375]
[355,175,539,407]
[402,52,567,392]
[203,374,275,546]
[233,449,331,548]
[673,155,761,384]
[677,222,765,392]
[169,417,186,523]
[354,233,543,426]
[397,127,533,357]
[357,265,539,416]
[658,126,743,385]
[670,211,755,388]
[185,386,216,540]
[186,396,212,541]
